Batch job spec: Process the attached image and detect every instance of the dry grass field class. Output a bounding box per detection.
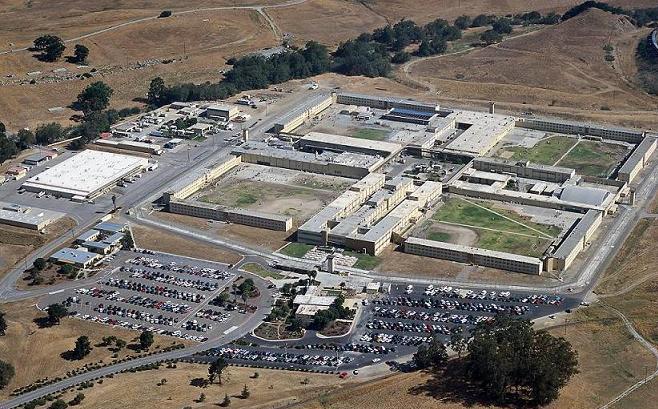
[131,222,243,264]
[408,9,658,129]
[0,217,76,279]
[0,298,184,399]
[52,363,344,408]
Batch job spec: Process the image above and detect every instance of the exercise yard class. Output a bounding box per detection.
[556,140,629,177]
[424,197,560,257]
[349,127,389,141]
[195,164,352,223]
[503,135,577,164]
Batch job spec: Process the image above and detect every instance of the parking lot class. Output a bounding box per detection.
[39,251,251,342]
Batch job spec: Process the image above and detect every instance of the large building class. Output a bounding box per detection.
[205,104,240,121]
[549,209,603,271]
[404,237,543,275]
[335,92,439,113]
[299,132,403,158]
[617,136,657,183]
[273,93,334,133]
[442,111,516,156]
[22,150,149,200]
[517,117,645,143]
[0,202,64,230]
[473,157,576,183]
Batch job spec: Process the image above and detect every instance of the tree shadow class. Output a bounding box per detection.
[60,350,83,361]
[32,317,55,328]
[407,360,531,409]
[190,378,209,388]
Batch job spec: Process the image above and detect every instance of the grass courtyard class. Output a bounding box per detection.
[279,242,314,258]
[429,197,559,257]
[556,140,628,177]
[505,135,577,164]
[350,128,389,141]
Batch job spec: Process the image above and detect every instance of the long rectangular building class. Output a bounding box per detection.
[443,111,516,156]
[517,117,645,143]
[168,200,293,231]
[0,202,64,230]
[404,237,543,275]
[273,93,333,133]
[299,132,403,158]
[473,157,575,183]
[164,155,241,201]
[550,209,603,271]
[335,92,439,113]
[617,137,657,183]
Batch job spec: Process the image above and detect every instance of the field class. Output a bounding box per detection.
[422,197,558,256]
[0,217,76,279]
[501,135,577,164]
[407,9,658,129]
[240,262,284,280]
[350,128,389,141]
[49,363,344,409]
[0,298,182,399]
[556,140,629,177]
[196,165,351,223]
[279,242,314,258]
[344,251,381,270]
[131,222,242,264]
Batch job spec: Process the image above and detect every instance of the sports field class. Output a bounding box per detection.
[504,135,577,164]
[556,140,629,177]
[350,128,389,141]
[428,197,559,257]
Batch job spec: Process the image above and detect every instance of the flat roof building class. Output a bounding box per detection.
[205,104,240,121]
[300,131,403,158]
[617,137,657,183]
[22,150,149,199]
[50,248,101,269]
[0,202,64,230]
[335,92,439,113]
[443,111,516,156]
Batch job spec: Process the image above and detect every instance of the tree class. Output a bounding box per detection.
[72,336,92,359]
[480,29,503,45]
[208,357,229,385]
[0,134,17,164]
[75,81,113,113]
[220,393,231,407]
[72,44,89,64]
[33,257,47,271]
[449,331,467,358]
[237,278,255,297]
[0,360,14,389]
[35,123,65,145]
[391,51,411,64]
[0,311,6,336]
[467,317,578,405]
[33,35,65,62]
[413,337,447,369]
[115,338,127,350]
[69,393,85,406]
[47,303,68,325]
[16,129,35,150]
[49,399,68,409]
[240,384,250,399]
[60,263,77,278]
[471,14,494,27]
[147,77,167,107]
[454,15,472,30]
[139,330,154,350]
[198,393,206,402]
[492,18,513,34]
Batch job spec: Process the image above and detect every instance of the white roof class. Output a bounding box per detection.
[22,150,148,198]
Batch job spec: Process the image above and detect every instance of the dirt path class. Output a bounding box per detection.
[0,0,310,55]
[599,305,658,409]
[598,271,658,298]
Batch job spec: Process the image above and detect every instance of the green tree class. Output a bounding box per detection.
[0,360,14,389]
[35,123,65,145]
[72,336,92,359]
[0,134,18,163]
[147,77,167,107]
[208,357,229,385]
[69,393,85,406]
[492,18,513,34]
[0,311,6,336]
[33,258,47,271]
[198,393,206,402]
[240,384,250,399]
[454,15,472,30]
[480,29,503,45]
[139,330,154,350]
[220,393,231,407]
[449,330,467,358]
[46,303,68,325]
[49,399,68,409]
[33,35,65,62]
[75,81,113,113]
[72,44,89,64]
[115,338,127,350]
[391,51,411,64]
[16,129,35,150]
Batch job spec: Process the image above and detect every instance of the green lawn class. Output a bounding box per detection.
[557,140,628,178]
[350,128,389,141]
[427,232,451,242]
[279,243,314,258]
[241,263,284,280]
[432,198,560,237]
[476,230,551,258]
[505,136,577,164]
[344,251,381,270]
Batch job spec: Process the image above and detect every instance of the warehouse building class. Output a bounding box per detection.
[23,150,58,166]
[549,209,603,271]
[22,150,149,200]
[473,157,576,183]
[163,155,241,201]
[0,202,64,230]
[617,136,657,183]
[273,93,334,133]
[517,117,645,143]
[335,92,439,113]
[204,104,240,121]
[95,139,163,155]
[404,237,543,275]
